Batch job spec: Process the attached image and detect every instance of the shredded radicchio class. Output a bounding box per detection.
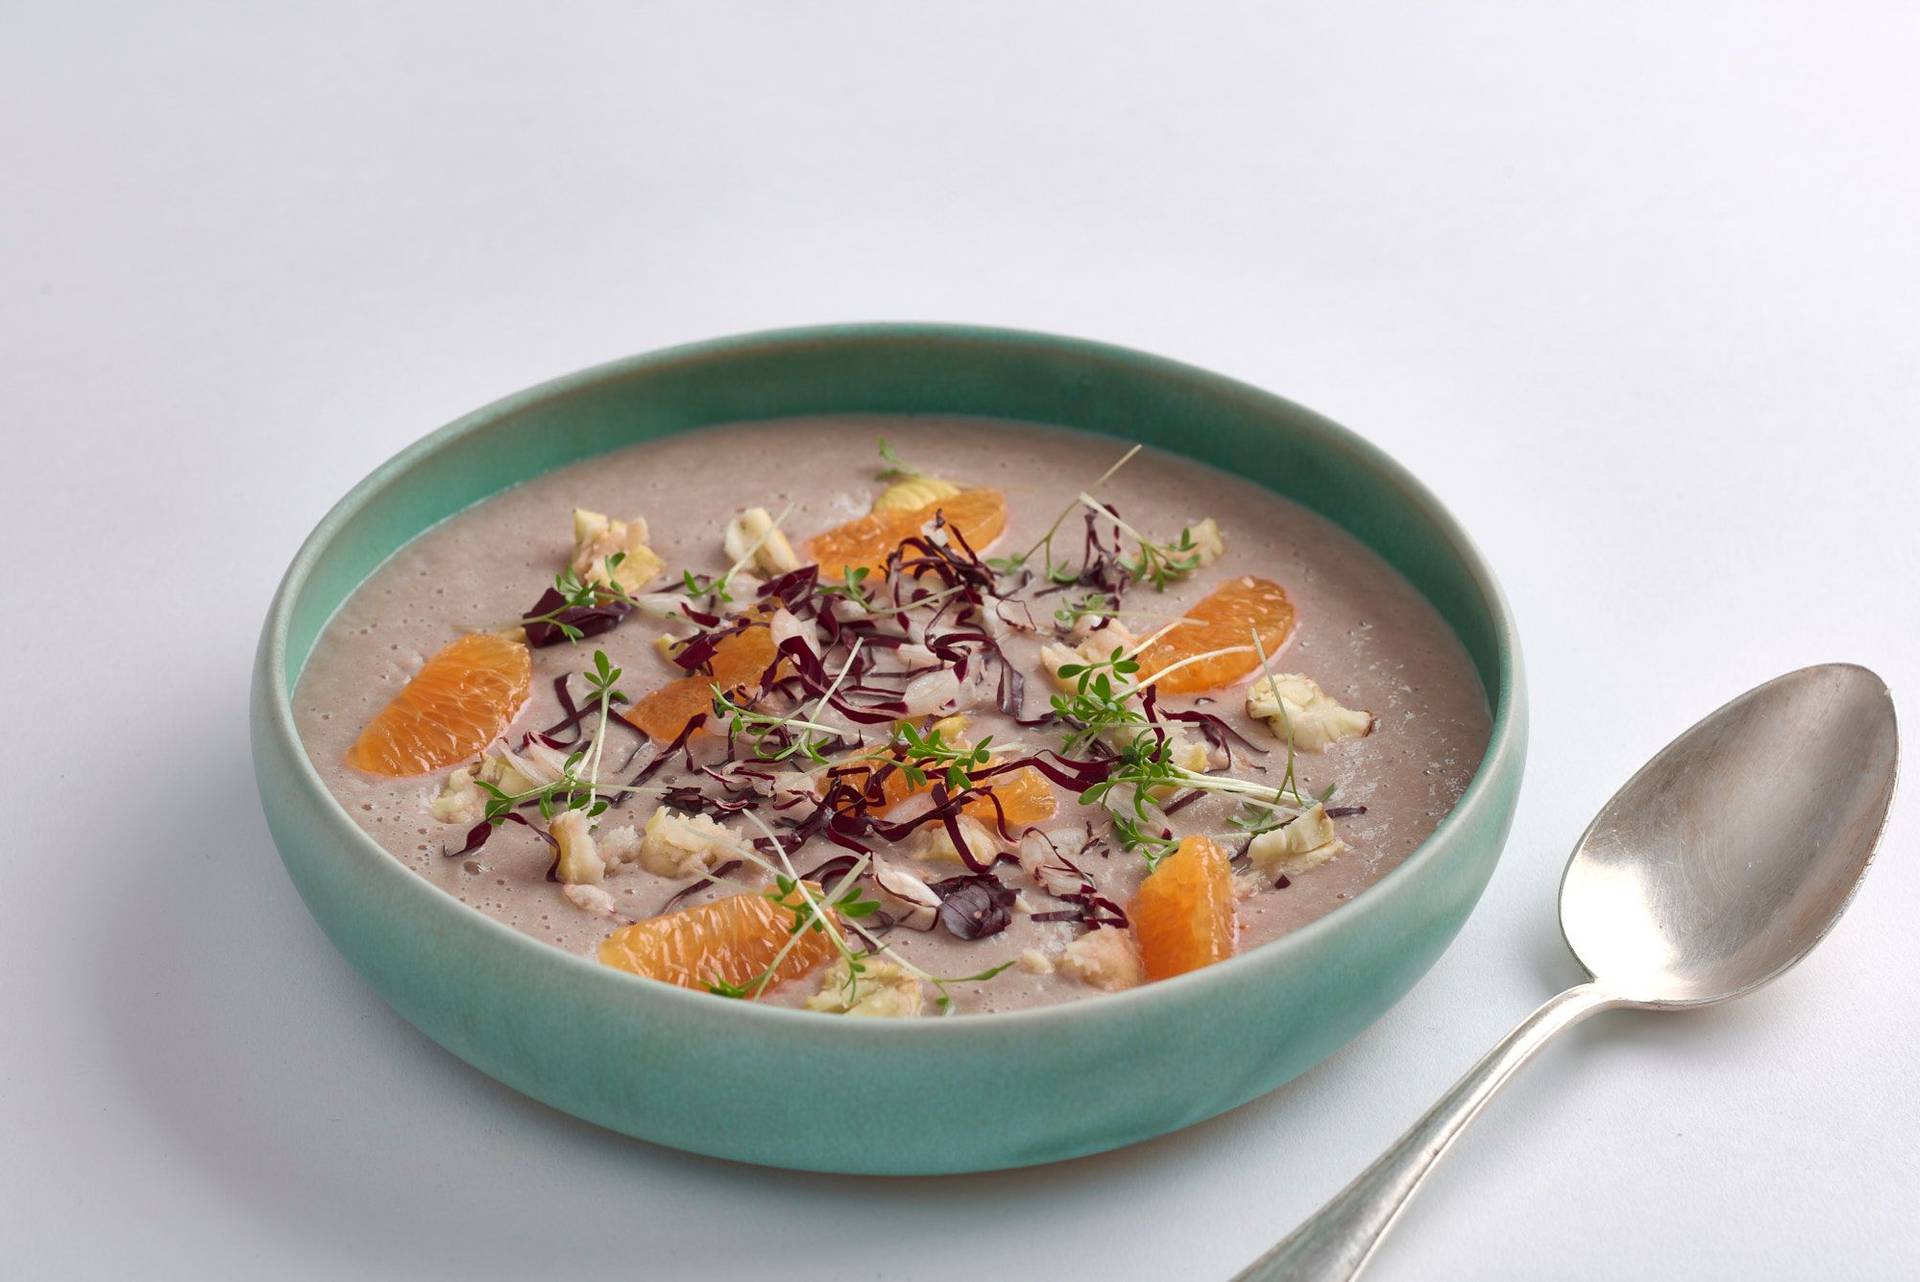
[659,859,743,913]
[520,586,631,648]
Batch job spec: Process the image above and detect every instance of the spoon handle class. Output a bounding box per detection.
[1233,982,1623,1282]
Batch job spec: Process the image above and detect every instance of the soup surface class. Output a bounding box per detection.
[295,416,1490,1013]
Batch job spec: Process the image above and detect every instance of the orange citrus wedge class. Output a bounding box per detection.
[805,488,1007,578]
[624,621,779,741]
[1134,575,1295,695]
[598,886,837,995]
[1130,833,1237,981]
[346,632,532,776]
[963,766,1057,827]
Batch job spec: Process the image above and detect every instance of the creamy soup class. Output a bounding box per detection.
[295,416,1489,1014]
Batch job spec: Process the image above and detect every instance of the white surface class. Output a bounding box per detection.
[3,3,1916,1278]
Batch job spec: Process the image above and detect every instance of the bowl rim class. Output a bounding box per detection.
[256,321,1525,1038]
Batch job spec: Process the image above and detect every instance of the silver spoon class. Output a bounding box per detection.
[1235,663,1898,1282]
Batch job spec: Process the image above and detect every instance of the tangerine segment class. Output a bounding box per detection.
[964,766,1057,827]
[1130,834,1237,981]
[805,488,1007,578]
[1135,575,1295,695]
[346,632,532,776]
[599,887,837,994]
[624,622,778,741]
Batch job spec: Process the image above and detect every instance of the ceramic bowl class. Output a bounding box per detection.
[251,324,1526,1174]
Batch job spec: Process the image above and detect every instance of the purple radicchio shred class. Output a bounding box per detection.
[1325,805,1369,819]
[658,785,755,816]
[443,819,496,859]
[1273,873,1293,889]
[974,748,1115,798]
[1026,847,1128,929]
[798,853,862,886]
[756,565,821,610]
[1031,895,1128,929]
[1145,689,1267,763]
[928,872,1016,940]
[536,681,649,748]
[605,713,706,806]
[671,616,754,673]
[441,810,550,861]
[931,783,993,872]
[519,586,632,648]
[659,859,743,912]
[1161,788,1208,816]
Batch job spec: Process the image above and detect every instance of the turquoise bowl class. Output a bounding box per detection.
[251,324,1526,1174]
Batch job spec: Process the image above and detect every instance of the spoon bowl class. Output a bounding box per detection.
[1560,663,1898,1007]
[1239,663,1898,1281]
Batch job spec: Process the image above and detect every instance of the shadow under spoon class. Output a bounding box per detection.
[1234,662,1899,1282]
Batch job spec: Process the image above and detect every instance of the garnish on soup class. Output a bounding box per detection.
[297,419,1489,1015]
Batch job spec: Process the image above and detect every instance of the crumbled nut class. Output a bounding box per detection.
[597,824,642,873]
[1058,928,1144,991]
[429,767,486,825]
[804,958,925,1017]
[873,475,961,514]
[1246,803,1346,878]
[1172,735,1213,774]
[482,750,541,795]
[571,508,666,594]
[1040,641,1100,697]
[1017,949,1055,975]
[562,883,617,915]
[550,810,605,885]
[1247,674,1374,751]
[930,713,970,740]
[723,507,801,575]
[1042,622,1145,699]
[638,806,746,878]
[1185,517,1226,567]
[431,749,547,826]
[918,814,996,864]
[1068,616,1139,651]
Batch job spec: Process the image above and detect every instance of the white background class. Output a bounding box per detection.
[3,3,1916,1279]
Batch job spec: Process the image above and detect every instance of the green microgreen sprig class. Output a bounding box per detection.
[1076,495,1203,591]
[519,553,644,643]
[988,443,1142,580]
[876,437,925,481]
[474,649,627,821]
[891,719,993,793]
